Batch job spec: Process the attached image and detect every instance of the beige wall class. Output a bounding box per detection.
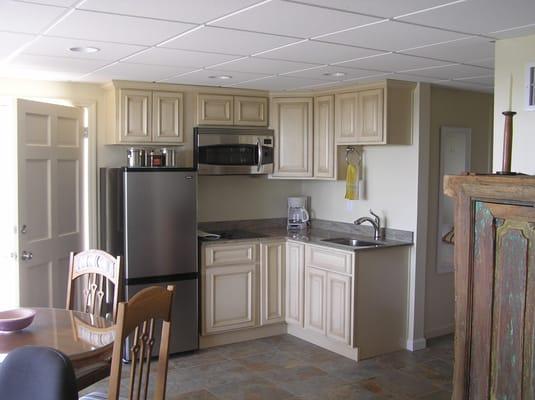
[425,85,493,338]
[493,33,535,174]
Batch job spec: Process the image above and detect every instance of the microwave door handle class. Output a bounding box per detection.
[257,139,262,172]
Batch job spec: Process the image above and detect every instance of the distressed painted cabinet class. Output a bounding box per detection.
[271,97,313,177]
[109,87,184,144]
[198,94,268,126]
[335,81,413,145]
[313,95,336,179]
[260,241,285,325]
[445,175,535,400]
[202,242,258,334]
[285,241,305,326]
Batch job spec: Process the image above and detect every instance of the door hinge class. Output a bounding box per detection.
[82,127,89,138]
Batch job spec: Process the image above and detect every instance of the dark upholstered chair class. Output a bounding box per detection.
[0,346,78,400]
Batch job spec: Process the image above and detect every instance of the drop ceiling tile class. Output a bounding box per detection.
[125,48,241,68]
[21,0,78,6]
[288,0,458,19]
[232,76,328,90]
[0,32,35,60]
[79,0,262,24]
[401,37,495,65]
[403,64,492,80]
[207,57,319,74]
[282,65,382,81]
[390,73,443,83]
[260,40,385,64]
[9,54,109,74]
[23,36,146,61]
[47,10,196,46]
[490,24,535,39]
[320,20,468,52]
[212,0,381,38]
[399,0,535,36]
[455,75,494,86]
[335,52,450,72]
[463,57,494,69]
[161,26,298,56]
[0,1,66,34]
[163,69,270,86]
[82,62,195,82]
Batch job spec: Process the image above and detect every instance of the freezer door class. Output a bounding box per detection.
[124,170,197,279]
[124,279,198,359]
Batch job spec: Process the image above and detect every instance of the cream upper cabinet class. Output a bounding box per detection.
[197,94,234,125]
[234,96,268,127]
[203,263,257,334]
[357,89,384,143]
[119,89,152,143]
[313,95,335,179]
[152,91,183,143]
[326,272,352,345]
[334,92,358,144]
[335,81,414,145]
[304,266,327,335]
[260,241,285,325]
[272,97,313,177]
[285,241,305,326]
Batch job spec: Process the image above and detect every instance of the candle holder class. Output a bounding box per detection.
[496,111,518,175]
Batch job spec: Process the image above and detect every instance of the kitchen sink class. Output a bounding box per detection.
[321,238,383,247]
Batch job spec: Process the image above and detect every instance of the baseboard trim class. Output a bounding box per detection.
[200,323,286,348]
[406,337,427,351]
[425,324,454,339]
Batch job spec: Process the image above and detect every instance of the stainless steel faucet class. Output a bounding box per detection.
[354,209,385,240]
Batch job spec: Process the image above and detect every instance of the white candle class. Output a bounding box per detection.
[508,74,513,111]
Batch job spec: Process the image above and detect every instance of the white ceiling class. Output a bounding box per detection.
[1,0,535,92]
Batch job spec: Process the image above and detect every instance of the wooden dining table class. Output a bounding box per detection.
[0,308,115,373]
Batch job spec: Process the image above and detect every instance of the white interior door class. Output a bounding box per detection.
[17,99,84,307]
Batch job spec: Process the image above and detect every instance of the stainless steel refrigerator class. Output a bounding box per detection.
[100,167,198,357]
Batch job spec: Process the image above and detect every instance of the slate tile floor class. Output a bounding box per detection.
[82,334,453,400]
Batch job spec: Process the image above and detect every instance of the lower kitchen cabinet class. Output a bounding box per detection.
[260,241,285,325]
[285,241,305,326]
[304,266,327,335]
[203,263,257,334]
[326,272,352,344]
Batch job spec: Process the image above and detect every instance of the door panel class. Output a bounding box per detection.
[120,89,151,143]
[314,95,335,179]
[326,272,351,344]
[234,96,268,127]
[198,94,233,125]
[304,266,326,335]
[17,99,84,308]
[335,92,358,143]
[357,89,384,143]
[260,242,285,325]
[285,242,304,326]
[153,91,183,143]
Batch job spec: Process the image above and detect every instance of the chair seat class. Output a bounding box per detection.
[75,361,111,391]
[80,392,127,400]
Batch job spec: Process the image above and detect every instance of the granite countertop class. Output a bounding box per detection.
[198,219,413,252]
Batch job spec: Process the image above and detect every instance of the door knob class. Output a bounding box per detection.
[21,251,33,261]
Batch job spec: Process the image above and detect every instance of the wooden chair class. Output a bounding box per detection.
[66,249,122,390]
[66,249,122,321]
[81,285,175,400]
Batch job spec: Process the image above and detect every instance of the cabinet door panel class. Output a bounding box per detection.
[326,272,351,344]
[235,96,268,126]
[304,266,327,335]
[272,98,313,177]
[260,242,285,325]
[198,94,233,125]
[120,89,151,143]
[152,91,183,143]
[286,242,304,326]
[335,92,358,144]
[204,264,257,334]
[357,88,384,143]
[314,95,335,179]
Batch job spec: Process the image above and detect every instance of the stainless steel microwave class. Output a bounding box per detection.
[194,127,274,175]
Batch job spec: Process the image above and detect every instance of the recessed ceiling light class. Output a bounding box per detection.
[209,75,232,80]
[323,72,346,77]
[69,46,100,53]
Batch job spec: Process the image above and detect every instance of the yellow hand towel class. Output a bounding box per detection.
[345,163,359,200]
